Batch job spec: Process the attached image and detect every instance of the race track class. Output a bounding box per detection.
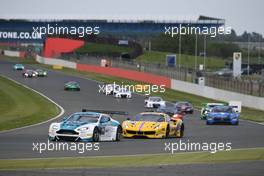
[0,60,264,159]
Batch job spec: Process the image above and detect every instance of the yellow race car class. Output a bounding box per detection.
[122,112,184,139]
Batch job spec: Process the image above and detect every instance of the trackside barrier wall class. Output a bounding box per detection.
[3,50,20,57]
[36,55,76,69]
[35,55,170,87]
[76,63,171,88]
[171,79,264,111]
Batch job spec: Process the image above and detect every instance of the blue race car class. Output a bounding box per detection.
[48,110,126,142]
[13,64,24,70]
[206,105,239,125]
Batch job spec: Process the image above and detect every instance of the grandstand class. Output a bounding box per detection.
[0,15,225,43]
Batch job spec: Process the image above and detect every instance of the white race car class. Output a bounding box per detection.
[145,96,166,108]
[103,84,119,95]
[48,110,124,142]
[114,88,132,98]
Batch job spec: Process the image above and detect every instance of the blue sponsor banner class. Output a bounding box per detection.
[166,54,176,67]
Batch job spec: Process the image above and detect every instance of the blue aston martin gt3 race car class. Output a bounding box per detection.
[206,105,239,125]
[49,110,127,142]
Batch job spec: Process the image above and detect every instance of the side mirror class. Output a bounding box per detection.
[62,116,68,121]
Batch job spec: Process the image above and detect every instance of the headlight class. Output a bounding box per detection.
[78,127,89,132]
[123,122,129,129]
[43,72,47,75]
[154,124,161,130]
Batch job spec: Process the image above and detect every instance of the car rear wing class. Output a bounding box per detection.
[201,102,228,106]
[82,109,128,115]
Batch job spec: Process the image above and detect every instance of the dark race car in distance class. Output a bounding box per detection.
[157,103,179,116]
[175,101,194,114]
[64,81,80,91]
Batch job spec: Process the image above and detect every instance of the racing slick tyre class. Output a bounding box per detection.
[48,136,57,141]
[178,124,184,138]
[165,125,170,138]
[92,127,100,142]
[116,126,122,141]
[206,121,212,125]
[232,121,239,126]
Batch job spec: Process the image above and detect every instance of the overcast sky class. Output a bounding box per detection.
[0,0,263,35]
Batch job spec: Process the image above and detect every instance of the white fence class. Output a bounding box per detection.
[171,79,264,111]
[3,50,20,57]
[36,55,76,69]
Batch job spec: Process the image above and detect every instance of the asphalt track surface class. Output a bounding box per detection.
[1,161,264,176]
[0,60,264,159]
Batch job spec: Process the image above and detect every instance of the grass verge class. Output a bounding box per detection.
[136,51,226,70]
[0,75,60,131]
[76,42,132,54]
[1,55,264,122]
[0,148,263,170]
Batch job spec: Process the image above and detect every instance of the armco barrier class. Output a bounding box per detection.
[76,63,171,88]
[36,55,76,69]
[171,79,264,111]
[4,50,20,57]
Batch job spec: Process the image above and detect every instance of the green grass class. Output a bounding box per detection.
[0,45,10,50]
[136,51,226,70]
[76,42,133,54]
[1,55,264,122]
[0,148,263,170]
[0,75,60,131]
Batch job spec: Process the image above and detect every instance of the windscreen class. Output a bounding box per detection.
[131,114,165,122]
